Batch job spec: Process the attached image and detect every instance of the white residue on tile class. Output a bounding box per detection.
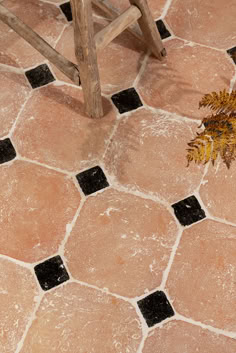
[100,207,120,217]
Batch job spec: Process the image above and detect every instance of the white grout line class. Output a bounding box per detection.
[131,300,150,351]
[148,315,176,333]
[14,290,45,353]
[160,228,183,289]
[195,162,210,193]
[175,313,236,339]
[161,0,174,18]
[102,119,120,160]
[17,155,72,175]
[204,212,236,230]
[136,330,148,353]
[53,22,69,48]
[171,34,228,53]
[71,174,86,198]
[57,198,85,254]
[39,0,65,5]
[8,91,33,138]
[0,63,24,74]
[144,104,202,126]
[133,50,150,88]
[63,275,133,304]
[51,78,82,89]
[110,178,173,211]
[0,133,10,140]
[230,70,236,92]
[0,254,32,269]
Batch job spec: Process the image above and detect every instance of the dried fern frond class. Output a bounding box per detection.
[187,116,236,169]
[199,89,236,115]
[201,113,230,128]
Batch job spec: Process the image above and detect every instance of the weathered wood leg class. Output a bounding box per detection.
[71,0,103,118]
[0,4,80,84]
[128,0,166,60]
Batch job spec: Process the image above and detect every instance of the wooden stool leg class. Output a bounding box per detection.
[70,0,103,118]
[129,0,166,60]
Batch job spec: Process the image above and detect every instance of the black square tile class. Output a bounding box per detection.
[76,166,109,196]
[111,87,143,114]
[60,2,72,22]
[172,195,206,226]
[227,47,236,64]
[156,20,171,39]
[34,255,69,291]
[137,291,174,327]
[25,64,55,89]
[0,138,16,164]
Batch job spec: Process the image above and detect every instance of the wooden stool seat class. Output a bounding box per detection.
[0,0,166,118]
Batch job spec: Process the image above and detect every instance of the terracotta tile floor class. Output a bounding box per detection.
[0,0,236,352]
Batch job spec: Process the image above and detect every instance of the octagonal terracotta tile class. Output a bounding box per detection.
[0,68,30,137]
[52,22,147,94]
[12,83,116,172]
[166,219,236,331]
[137,38,234,119]
[166,0,236,49]
[143,320,236,353]
[0,160,80,262]
[20,282,142,353]
[0,258,39,353]
[200,158,236,224]
[104,107,204,203]
[0,0,66,68]
[65,188,178,297]
[108,0,167,19]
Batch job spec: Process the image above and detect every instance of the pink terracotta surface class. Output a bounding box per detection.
[0,258,39,353]
[65,188,178,297]
[12,83,116,172]
[0,0,235,351]
[0,160,80,262]
[20,282,142,353]
[166,219,236,331]
[104,107,204,203]
[137,38,234,119]
[166,0,236,49]
[0,69,30,137]
[53,23,147,94]
[0,0,66,68]
[200,162,236,223]
[143,320,236,353]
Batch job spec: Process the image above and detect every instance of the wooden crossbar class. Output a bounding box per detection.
[0,0,166,118]
[0,3,80,85]
[92,0,144,43]
[95,5,142,51]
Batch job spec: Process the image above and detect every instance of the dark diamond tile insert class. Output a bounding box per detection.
[34,255,69,291]
[227,47,236,64]
[76,166,109,196]
[60,2,72,22]
[172,195,206,226]
[111,87,143,114]
[25,64,55,89]
[156,19,171,39]
[0,138,16,164]
[137,291,175,327]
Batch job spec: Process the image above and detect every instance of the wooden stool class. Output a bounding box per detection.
[0,0,166,118]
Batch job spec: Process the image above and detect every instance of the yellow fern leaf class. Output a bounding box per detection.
[199,89,236,115]
[187,134,212,166]
[187,117,236,168]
